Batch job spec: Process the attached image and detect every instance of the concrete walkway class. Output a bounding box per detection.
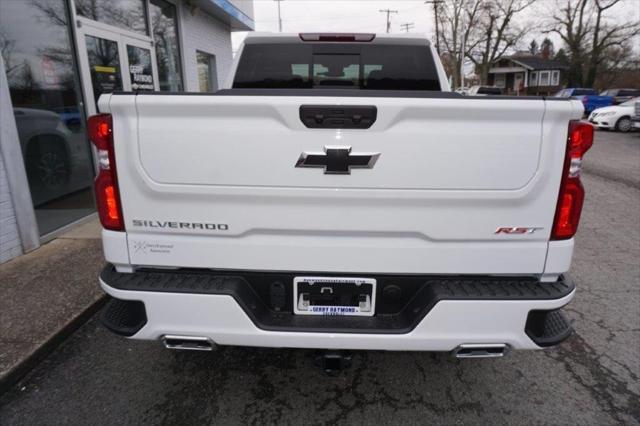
[0,218,105,393]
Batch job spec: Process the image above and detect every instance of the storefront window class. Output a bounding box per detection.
[197,51,217,92]
[75,0,148,35]
[127,46,156,91]
[150,0,183,91]
[1,0,95,236]
[85,36,123,110]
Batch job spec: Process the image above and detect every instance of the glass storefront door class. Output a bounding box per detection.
[125,40,159,93]
[1,0,96,236]
[1,2,161,238]
[76,21,159,116]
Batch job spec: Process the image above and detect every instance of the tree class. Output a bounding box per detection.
[434,0,484,88]
[555,47,568,63]
[11,59,40,92]
[434,0,534,87]
[528,39,538,55]
[467,0,535,85]
[540,37,555,59]
[547,0,640,87]
[0,31,19,75]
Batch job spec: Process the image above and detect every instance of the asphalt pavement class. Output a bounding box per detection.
[0,130,638,425]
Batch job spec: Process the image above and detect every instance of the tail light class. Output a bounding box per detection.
[551,120,593,240]
[88,113,124,231]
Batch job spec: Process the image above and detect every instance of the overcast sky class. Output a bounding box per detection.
[232,0,640,54]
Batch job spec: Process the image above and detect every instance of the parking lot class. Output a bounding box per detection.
[0,130,638,425]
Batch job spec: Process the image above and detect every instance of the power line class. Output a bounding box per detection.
[400,22,415,33]
[379,9,398,34]
[256,3,427,24]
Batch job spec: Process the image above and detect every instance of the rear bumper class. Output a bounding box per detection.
[99,265,574,351]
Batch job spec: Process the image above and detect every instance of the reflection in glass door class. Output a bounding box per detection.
[85,35,124,110]
[77,23,158,117]
[1,0,96,236]
[126,45,155,91]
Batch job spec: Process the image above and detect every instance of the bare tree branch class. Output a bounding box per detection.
[546,0,639,87]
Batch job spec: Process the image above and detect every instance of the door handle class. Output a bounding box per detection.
[300,105,377,129]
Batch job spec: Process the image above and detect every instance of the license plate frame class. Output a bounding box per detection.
[293,276,377,316]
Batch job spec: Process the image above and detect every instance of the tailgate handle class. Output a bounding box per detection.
[300,105,377,129]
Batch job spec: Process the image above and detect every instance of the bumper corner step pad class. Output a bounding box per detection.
[525,309,573,347]
[101,265,575,335]
[100,296,147,337]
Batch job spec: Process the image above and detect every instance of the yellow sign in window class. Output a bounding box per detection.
[94,65,116,73]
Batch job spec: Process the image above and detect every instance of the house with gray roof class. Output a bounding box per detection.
[488,55,569,96]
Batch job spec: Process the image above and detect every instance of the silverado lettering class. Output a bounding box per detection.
[132,220,228,231]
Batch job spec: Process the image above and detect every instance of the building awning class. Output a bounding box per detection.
[192,0,255,31]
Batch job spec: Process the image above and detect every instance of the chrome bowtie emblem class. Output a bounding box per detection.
[295,146,380,174]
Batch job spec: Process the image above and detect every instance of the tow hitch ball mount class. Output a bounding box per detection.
[314,350,352,375]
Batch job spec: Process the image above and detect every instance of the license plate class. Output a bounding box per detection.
[293,276,376,316]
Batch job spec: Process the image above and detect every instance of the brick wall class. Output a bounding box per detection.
[0,153,22,263]
[178,4,234,92]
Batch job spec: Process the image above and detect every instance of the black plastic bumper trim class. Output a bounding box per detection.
[100,296,147,337]
[100,265,574,335]
[525,309,573,347]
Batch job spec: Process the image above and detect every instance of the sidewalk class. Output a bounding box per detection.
[0,218,106,393]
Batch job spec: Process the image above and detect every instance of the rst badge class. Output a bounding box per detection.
[295,146,380,174]
[495,227,543,235]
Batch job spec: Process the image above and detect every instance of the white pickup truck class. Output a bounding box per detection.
[92,33,593,363]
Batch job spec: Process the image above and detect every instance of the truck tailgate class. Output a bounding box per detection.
[137,96,539,190]
[103,93,582,274]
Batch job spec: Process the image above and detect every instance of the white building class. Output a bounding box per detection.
[0,0,254,263]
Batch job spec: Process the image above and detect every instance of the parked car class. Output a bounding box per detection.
[54,106,83,132]
[13,108,93,206]
[555,88,613,114]
[467,85,502,96]
[632,99,640,131]
[93,32,590,365]
[599,88,640,105]
[588,98,638,132]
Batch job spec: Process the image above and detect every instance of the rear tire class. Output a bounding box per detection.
[615,116,632,133]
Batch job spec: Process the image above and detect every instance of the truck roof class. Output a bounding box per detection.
[243,32,431,46]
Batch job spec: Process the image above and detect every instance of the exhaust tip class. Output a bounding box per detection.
[162,335,216,351]
[452,343,508,359]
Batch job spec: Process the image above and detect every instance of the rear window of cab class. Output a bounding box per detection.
[233,43,441,91]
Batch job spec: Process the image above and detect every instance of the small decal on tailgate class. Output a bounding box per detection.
[132,241,174,254]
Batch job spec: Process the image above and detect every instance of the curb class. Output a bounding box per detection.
[0,295,107,395]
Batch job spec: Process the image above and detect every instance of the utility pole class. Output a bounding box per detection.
[379,9,398,33]
[460,14,466,90]
[425,0,444,54]
[274,0,284,33]
[400,22,415,33]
